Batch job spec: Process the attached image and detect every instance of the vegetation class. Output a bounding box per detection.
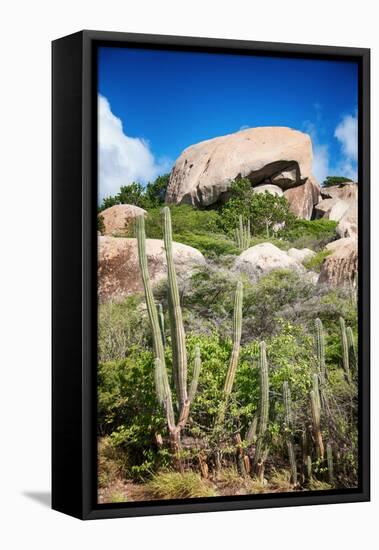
[322,176,353,188]
[97,181,358,502]
[99,174,170,211]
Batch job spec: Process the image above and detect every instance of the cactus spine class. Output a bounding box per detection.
[254,341,269,479]
[326,443,334,485]
[315,318,326,383]
[234,215,250,251]
[283,381,297,485]
[339,317,351,381]
[136,210,201,471]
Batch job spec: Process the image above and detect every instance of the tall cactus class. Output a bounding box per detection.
[214,281,243,429]
[346,326,357,372]
[163,206,188,408]
[339,317,351,381]
[314,318,326,383]
[136,210,201,471]
[310,376,324,460]
[234,215,251,251]
[254,341,269,480]
[282,381,297,485]
[326,443,334,485]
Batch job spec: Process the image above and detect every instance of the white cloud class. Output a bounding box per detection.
[303,120,330,183]
[334,112,358,162]
[98,95,171,202]
[312,143,330,184]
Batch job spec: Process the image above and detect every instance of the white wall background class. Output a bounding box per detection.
[1,1,377,547]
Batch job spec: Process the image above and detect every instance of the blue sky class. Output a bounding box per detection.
[98,46,358,201]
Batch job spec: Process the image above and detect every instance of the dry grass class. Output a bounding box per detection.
[145,471,217,500]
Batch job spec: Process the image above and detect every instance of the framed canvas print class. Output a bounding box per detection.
[52,30,370,520]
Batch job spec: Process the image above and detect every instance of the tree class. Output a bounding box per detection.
[145,174,170,206]
[322,176,353,188]
[220,178,295,238]
[98,174,170,211]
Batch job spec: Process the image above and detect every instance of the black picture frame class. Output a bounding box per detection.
[52,30,370,520]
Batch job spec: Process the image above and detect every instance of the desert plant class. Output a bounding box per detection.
[314,318,326,383]
[339,317,351,381]
[234,215,250,250]
[136,208,201,471]
[214,281,243,429]
[253,341,270,481]
[346,326,357,372]
[326,443,334,485]
[282,381,297,485]
[310,375,324,459]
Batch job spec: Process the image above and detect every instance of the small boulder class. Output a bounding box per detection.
[318,238,357,286]
[287,247,316,263]
[98,237,205,302]
[284,176,321,220]
[233,242,304,283]
[328,200,351,222]
[253,184,284,197]
[98,204,146,236]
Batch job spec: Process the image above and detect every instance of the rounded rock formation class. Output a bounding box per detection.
[233,242,304,283]
[98,236,206,302]
[98,204,147,236]
[166,127,319,212]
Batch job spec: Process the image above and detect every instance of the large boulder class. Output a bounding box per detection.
[284,176,321,220]
[98,204,146,236]
[318,238,357,286]
[166,127,318,209]
[98,237,205,302]
[314,197,340,218]
[233,242,304,283]
[336,203,358,238]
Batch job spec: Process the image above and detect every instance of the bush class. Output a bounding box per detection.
[303,249,331,272]
[280,219,338,250]
[219,178,296,238]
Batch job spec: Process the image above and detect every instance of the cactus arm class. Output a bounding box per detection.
[339,317,351,381]
[223,281,243,395]
[163,207,188,409]
[310,389,324,459]
[154,358,175,431]
[136,215,165,365]
[282,381,297,485]
[315,318,326,383]
[246,414,258,445]
[326,443,334,485]
[346,326,357,371]
[158,303,166,347]
[188,345,201,403]
[254,341,269,470]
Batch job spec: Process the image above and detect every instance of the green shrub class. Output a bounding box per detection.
[303,249,331,272]
[322,176,353,188]
[280,219,338,250]
[219,178,296,237]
